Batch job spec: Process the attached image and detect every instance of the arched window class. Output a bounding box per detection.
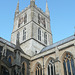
[8,56,11,63]
[63,53,75,75]
[48,59,55,75]
[23,28,26,41]
[35,64,42,75]
[8,56,13,64]
[38,28,41,41]
[18,18,20,28]
[22,62,27,75]
[38,14,40,24]
[24,14,27,24]
[44,32,47,44]
[17,32,20,40]
[43,18,46,28]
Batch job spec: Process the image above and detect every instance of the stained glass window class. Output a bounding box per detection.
[48,59,55,75]
[35,64,42,75]
[63,53,75,75]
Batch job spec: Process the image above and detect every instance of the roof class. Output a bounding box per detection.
[0,37,15,48]
[40,35,75,53]
[15,38,25,54]
[0,37,25,54]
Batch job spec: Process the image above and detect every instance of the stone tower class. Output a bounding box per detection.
[11,0,53,56]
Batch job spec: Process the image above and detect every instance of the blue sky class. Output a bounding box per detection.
[0,0,75,43]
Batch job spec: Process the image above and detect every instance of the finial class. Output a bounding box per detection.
[31,0,35,1]
[30,0,35,7]
[15,0,19,17]
[18,0,19,4]
[45,0,50,16]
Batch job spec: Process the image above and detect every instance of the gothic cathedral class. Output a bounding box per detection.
[0,0,75,75]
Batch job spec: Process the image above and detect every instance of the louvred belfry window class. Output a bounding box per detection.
[38,14,40,24]
[24,14,27,24]
[18,17,23,27]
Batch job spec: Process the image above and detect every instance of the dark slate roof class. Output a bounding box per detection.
[0,37,15,48]
[0,37,25,54]
[40,35,75,53]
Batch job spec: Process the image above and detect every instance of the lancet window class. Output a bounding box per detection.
[38,28,41,41]
[24,14,27,24]
[63,53,75,75]
[35,64,42,75]
[18,17,23,27]
[23,28,26,41]
[38,14,40,24]
[43,18,46,28]
[44,32,47,44]
[8,56,13,64]
[48,59,55,75]
[22,62,27,75]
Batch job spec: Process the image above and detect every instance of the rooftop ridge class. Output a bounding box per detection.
[40,35,75,53]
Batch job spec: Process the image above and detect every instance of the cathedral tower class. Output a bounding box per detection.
[11,0,53,56]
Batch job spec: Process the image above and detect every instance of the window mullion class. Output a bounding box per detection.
[69,58,73,75]
[65,59,69,75]
[49,65,51,75]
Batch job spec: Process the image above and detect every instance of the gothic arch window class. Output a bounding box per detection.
[23,28,26,41]
[18,18,20,28]
[43,18,46,28]
[48,59,55,75]
[18,17,23,28]
[63,53,75,75]
[17,32,20,40]
[24,14,27,24]
[22,62,27,75]
[8,56,13,64]
[38,14,40,24]
[44,32,47,44]
[38,28,41,41]
[35,64,42,75]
